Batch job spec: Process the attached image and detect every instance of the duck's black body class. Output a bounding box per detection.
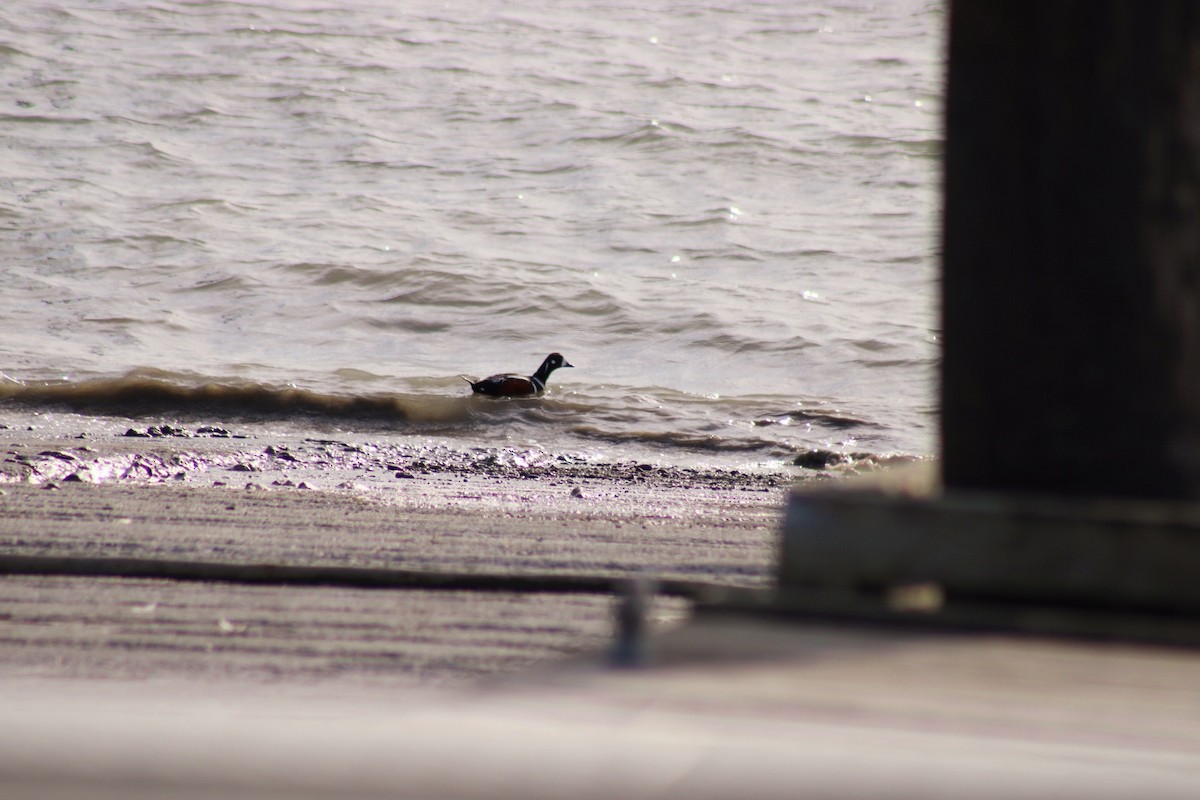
[466,353,573,397]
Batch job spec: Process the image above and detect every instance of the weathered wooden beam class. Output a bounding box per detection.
[779,479,1200,615]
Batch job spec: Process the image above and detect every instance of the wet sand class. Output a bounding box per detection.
[0,413,797,685]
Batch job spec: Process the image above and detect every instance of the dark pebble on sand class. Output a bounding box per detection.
[152,425,188,437]
[264,445,299,462]
[197,426,231,437]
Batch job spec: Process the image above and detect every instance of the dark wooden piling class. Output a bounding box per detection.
[941,2,1200,499]
[781,2,1200,625]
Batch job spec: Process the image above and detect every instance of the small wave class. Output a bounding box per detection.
[570,122,675,150]
[571,424,788,455]
[0,113,93,125]
[793,448,924,471]
[753,408,878,430]
[0,372,624,432]
[0,374,425,423]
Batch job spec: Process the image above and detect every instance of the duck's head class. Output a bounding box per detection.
[537,352,574,379]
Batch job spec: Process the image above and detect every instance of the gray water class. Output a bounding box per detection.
[1,0,943,469]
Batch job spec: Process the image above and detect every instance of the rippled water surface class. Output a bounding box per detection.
[1,0,943,467]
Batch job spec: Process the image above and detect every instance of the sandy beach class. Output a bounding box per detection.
[4,414,1200,799]
[0,412,799,685]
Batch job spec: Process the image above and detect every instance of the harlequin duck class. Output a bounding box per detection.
[465,353,574,397]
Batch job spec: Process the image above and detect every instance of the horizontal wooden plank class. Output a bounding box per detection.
[780,485,1200,615]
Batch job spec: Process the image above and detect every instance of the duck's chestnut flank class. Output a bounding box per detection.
[465,353,574,397]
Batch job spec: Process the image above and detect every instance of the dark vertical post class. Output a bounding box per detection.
[941,1,1200,500]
